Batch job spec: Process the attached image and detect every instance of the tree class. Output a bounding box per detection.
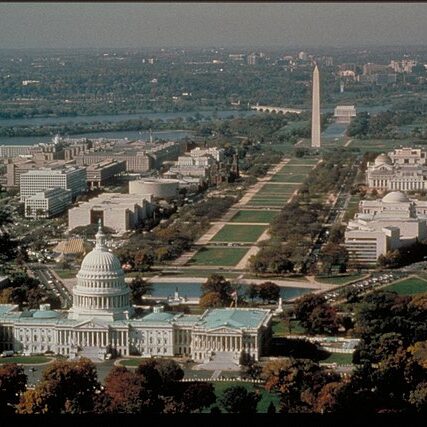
[154,247,170,263]
[70,224,114,239]
[0,231,18,265]
[219,385,260,414]
[319,243,348,274]
[314,381,347,414]
[153,359,184,395]
[181,382,216,412]
[267,401,276,414]
[135,358,183,399]
[199,291,223,308]
[103,366,162,413]
[162,396,186,414]
[249,246,294,274]
[129,275,152,304]
[408,382,427,413]
[134,249,154,272]
[258,282,280,303]
[308,305,340,335]
[0,206,13,227]
[293,294,330,334]
[246,284,259,302]
[201,274,232,305]
[0,287,13,303]
[18,358,101,414]
[0,364,27,414]
[263,358,340,413]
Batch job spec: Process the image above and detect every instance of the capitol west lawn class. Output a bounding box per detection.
[0,356,52,364]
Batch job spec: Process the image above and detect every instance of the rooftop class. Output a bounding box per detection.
[22,166,84,176]
[196,308,270,330]
[382,191,410,203]
[53,238,88,255]
[138,312,177,323]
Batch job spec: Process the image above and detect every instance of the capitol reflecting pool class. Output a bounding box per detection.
[148,282,312,300]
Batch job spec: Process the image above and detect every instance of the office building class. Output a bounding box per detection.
[20,167,87,201]
[0,145,33,158]
[24,187,72,218]
[68,193,154,234]
[75,141,183,173]
[85,160,126,189]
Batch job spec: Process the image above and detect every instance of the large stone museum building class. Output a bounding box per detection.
[366,149,427,191]
[0,225,272,362]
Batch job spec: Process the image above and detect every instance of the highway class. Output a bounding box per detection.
[28,264,73,308]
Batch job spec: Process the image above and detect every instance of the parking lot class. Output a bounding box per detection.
[322,271,408,303]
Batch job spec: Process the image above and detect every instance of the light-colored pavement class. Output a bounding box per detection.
[195,222,226,245]
[235,246,260,270]
[147,275,337,291]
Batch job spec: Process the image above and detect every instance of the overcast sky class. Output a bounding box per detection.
[0,2,426,49]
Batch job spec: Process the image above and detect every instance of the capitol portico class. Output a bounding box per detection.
[0,224,272,362]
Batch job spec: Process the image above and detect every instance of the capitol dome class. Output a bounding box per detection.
[382,191,410,203]
[68,222,133,322]
[80,246,123,276]
[375,153,392,166]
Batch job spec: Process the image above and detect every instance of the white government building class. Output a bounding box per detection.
[68,192,154,234]
[366,149,427,192]
[0,224,272,362]
[25,187,72,218]
[345,191,427,264]
[20,166,87,202]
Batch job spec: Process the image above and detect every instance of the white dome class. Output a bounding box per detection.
[69,222,132,322]
[80,250,122,274]
[382,191,410,203]
[375,153,392,166]
[77,226,123,279]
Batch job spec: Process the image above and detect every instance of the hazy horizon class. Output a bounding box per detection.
[0,3,426,50]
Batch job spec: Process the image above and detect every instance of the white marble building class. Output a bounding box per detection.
[0,225,272,361]
[366,150,427,192]
[345,191,427,264]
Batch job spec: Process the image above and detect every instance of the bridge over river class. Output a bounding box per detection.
[250,105,303,114]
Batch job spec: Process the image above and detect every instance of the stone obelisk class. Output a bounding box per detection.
[311,65,321,148]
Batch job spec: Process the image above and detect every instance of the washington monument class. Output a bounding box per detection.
[311,64,321,148]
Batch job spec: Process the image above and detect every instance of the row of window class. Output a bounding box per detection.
[80,281,124,288]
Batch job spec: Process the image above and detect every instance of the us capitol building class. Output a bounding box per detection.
[0,225,272,362]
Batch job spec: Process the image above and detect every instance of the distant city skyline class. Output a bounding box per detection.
[0,3,426,49]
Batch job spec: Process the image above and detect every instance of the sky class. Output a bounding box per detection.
[0,2,426,49]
